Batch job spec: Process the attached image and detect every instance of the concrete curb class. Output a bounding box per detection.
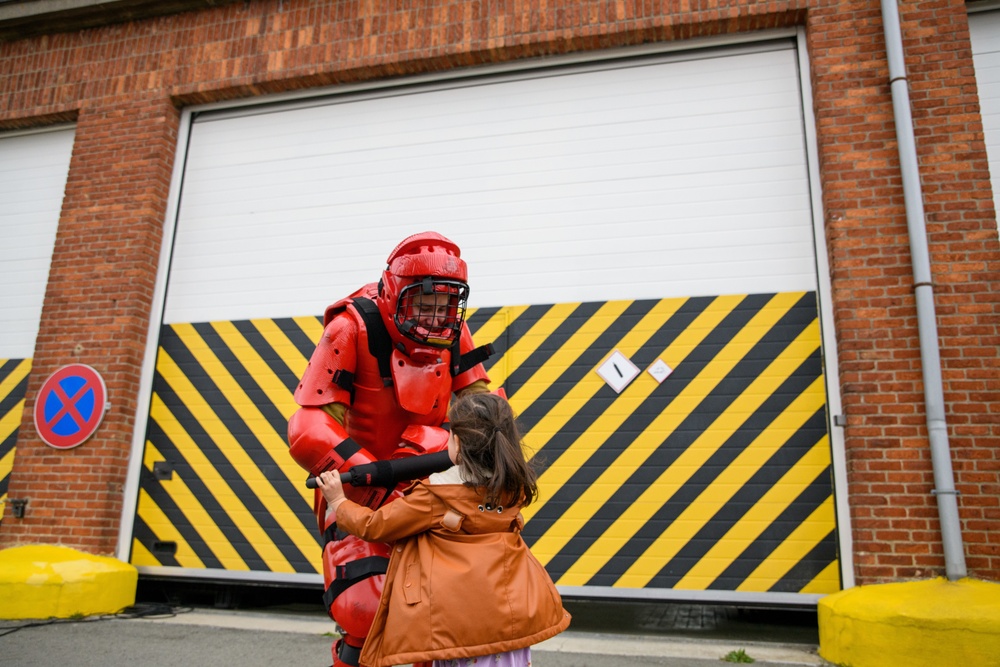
[132,608,337,636]
[136,608,828,665]
[538,631,827,665]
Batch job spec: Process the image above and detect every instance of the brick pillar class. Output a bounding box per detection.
[0,99,179,556]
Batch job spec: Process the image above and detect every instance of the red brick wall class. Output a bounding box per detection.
[0,0,997,584]
[805,0,1000,582]
[1,100,179,552]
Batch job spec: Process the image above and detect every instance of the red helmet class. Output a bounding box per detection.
[377,232,469,349]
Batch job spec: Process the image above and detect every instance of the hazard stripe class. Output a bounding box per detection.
[140,440,248,570]
[132,488,205,569]
[728,472,836,591]
[714,468,834,592]
[504,301,607,398]
[668,438,834,590]
[131,530,166,567]
[280,316,326,361]
[801,559,841,594]
[243,318,312,391]
[529,293,800,564]
[223,320,304,419]
[565,373,827,587]
[629,407,829,590]
[522,293,758,533]
[143,397,258,570]
[0,359,30,413]
[750,505,837,593]
[514,298,673,446]
[471,305,533,384]
[139,335,313,573]
[519,294,734,530]
[565,316,823,586]
[131,292,837,596]
[0,358,31,517]
[161,326,313,553]
[190,321,309,489]
[509,292,836,594]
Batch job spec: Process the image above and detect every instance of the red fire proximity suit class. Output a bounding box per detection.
[287,232,492,666]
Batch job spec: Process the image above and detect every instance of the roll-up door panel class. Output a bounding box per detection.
[162,42,816,322]
[0,127,75,521]
[132,40,840,600]
[970,9,1000,233]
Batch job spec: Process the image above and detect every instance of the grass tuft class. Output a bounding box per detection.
[722,648,755,663]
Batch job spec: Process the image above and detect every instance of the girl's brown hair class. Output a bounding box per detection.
[447,392,538,508]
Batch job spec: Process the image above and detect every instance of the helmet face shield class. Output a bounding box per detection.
[395,277,469,348]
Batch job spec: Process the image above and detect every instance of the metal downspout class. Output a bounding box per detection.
[879,0,967,580]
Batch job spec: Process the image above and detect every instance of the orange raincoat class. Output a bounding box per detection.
[334,472,571,667]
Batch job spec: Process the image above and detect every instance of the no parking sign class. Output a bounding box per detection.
[33,364,109,449]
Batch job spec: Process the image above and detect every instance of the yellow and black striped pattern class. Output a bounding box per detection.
[0,358,31,523]
[131,292,840,595]
[131,319,322,573]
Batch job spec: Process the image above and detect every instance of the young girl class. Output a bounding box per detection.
[316,392,571,667]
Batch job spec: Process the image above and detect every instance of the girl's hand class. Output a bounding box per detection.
[316,470,347,511]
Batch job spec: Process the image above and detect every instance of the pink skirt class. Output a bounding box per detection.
[432,647,532,667]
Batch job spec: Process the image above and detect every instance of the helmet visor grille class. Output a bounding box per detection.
[396,279,469,347]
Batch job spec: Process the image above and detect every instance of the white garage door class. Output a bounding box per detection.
[129,35,843,603]
[970,8,1000,232]
[0,126,75,359]
[165,38,816,322]
[0,125,74,520]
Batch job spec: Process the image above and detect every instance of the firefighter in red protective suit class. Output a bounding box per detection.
[287,232,493,667]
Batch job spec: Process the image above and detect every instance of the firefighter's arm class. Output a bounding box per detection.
[287,406,389,529]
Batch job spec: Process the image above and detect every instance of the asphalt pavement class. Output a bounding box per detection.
[0,601,832,667]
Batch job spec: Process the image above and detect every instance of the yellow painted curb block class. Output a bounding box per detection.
[0,545,138,620]
[818,577,1000,667]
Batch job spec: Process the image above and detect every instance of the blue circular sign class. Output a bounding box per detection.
[33,364,108,449]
